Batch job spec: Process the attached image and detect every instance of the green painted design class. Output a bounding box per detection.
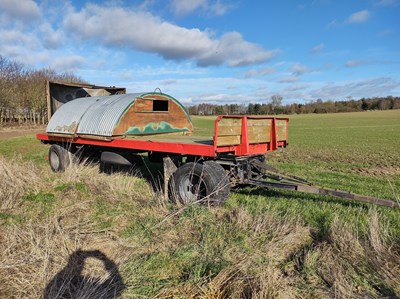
[125,121,189,135]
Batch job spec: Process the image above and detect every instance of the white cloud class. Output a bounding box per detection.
[51,55,86,72]
[197,32,280,67]
[209,1,233,16]
[327,19,338,29]
[378,29,395,36]
[0,0,40,20]
[63,4,278,67]
[375,0,398,6]
[345,60,371,67]
[170,0,207,16]
[170,0,233,16]
[39,23,64,49]
[311,43,325,54]
[347,10,371,23]
[0,29,40,49]
[310,77,399,99]
[291,63,308,76]
[243,67,276,78]
[280,76,299,83]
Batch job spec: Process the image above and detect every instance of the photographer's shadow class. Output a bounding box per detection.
[44,249,125,299]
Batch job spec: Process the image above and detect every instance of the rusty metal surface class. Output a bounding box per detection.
[46,94,141,136]
[46,97,100,134]
[76,93,141,136]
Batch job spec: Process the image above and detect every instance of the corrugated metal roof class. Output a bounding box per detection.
[46,97,100,134]
[46,93,144,136]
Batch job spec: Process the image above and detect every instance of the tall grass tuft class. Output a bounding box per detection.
[0,157,42,209]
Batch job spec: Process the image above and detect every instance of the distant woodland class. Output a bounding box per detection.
[0,55,399,125]
[188,95,400,116]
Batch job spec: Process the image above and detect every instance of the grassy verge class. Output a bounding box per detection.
[1,110,399,298]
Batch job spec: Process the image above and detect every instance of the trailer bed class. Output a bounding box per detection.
[37,116,289,158]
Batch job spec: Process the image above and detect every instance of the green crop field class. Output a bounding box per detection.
[1,110,399,298]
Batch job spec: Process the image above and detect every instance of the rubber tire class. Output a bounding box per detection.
[203,160,230,205]
[48,144,75,172]
[170,162,231,205]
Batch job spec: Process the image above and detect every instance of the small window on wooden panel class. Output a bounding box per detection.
[153,100,168,112]
[135,98,168,112]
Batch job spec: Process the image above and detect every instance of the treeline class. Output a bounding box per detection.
[1,55,399,126]
[0,55,84,125]
[188,96,400,115]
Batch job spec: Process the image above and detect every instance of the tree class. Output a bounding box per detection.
[270,95,283,114]
[361,99,369,111]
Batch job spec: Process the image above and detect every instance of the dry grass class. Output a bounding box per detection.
[300,209,400,298]
[0,217,132,299]
[1,156,400,298]
[0,157,43,209]
[0,157,153,299]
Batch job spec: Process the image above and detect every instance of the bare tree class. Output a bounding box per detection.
[270,95,283,114]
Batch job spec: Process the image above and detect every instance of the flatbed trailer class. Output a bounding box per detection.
[36,81,398,208]
[37,116,398,208]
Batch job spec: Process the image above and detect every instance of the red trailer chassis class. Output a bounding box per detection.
[37,115,398,208]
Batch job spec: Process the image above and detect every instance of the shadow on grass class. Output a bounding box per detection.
[99,156,165,194]
[43,250,125,299]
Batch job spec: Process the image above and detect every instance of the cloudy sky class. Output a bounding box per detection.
[0,0,399,105]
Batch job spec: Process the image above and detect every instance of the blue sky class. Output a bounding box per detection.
[0,0,399,105]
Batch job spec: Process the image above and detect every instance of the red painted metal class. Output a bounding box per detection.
[37,115,289,158]
[270,117,277,151]
[239,116,249,155]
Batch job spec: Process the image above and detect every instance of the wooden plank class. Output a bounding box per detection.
[247,126,269,134]
[248,132,270,143]
[218,118,242,127]
[276,120,287,141]
[218,125,242,136]
[216,135,241,146]
[248,118,272,127]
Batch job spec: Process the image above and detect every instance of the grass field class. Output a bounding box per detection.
[1,110,399,298]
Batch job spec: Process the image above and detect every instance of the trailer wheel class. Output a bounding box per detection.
[204,161,230,204]
[170,162,230,205]
[48,144,75,172]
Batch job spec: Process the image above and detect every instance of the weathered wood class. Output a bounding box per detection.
[248,118,271,127]
[113,94,193,136]
[134,99,153,112]
[276,120,287,141]
[218,118,242,127]
[216,135,241,146]
[218,125,242,136]
[248,132,270,143]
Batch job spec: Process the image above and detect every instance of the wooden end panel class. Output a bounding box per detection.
[247,118,271,144]
[113,95,193,135]
[276,119,288,141]
[216,117,242,146]
[216,135,241,146]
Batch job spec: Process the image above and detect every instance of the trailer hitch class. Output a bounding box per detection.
[249,159,399,209]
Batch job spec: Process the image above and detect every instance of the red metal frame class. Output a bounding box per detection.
[37,116,288,158]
